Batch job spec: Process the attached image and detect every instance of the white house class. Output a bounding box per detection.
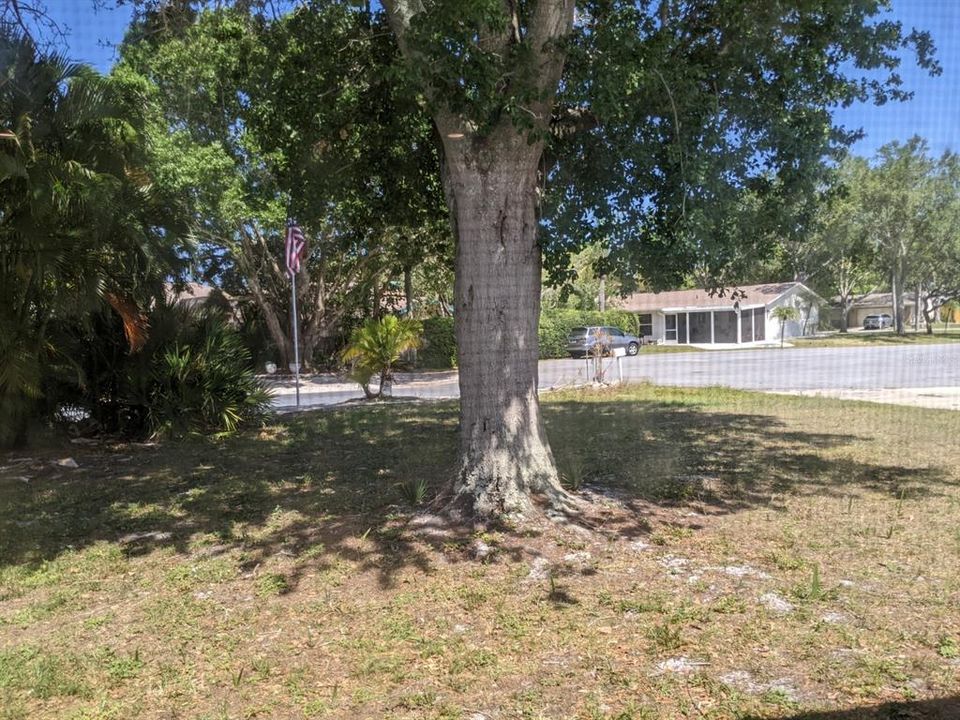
[618,282,823,346]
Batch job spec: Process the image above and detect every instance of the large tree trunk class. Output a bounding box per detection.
[383,0,574,518]
[443,133,565,516]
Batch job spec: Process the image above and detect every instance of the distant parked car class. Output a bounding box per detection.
[566,326,641,358]
[863,314,893,330]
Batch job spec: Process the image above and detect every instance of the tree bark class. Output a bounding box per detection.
[891,268,903,335]
[914,282,921,332]
[443,132,565,516]
[384,0,575,517]
[238,228,294,369]
[923,299,936,334]
[246,267,294,369]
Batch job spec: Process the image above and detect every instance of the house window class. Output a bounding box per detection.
[664,314,677,341]
[753,307,765,341]
[638,314,653,338]
[689,312,712,343]
[714,311,738,343]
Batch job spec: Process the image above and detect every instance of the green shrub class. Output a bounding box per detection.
[538,312,571,359]
[538,309,639,359]
[415,311,640,367]
[0,332,40,448]
[420,317,457,368]
[134,307,271,438]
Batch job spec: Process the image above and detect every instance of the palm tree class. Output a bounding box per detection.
[342,316,422,399]
[0,28,181,445]
[771,305,801,348]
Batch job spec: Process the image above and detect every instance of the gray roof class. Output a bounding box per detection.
[849,292,916,308]
[164,282,234,307]
[618,282,813,313]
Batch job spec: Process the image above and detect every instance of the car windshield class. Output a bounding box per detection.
[569,327,588,338]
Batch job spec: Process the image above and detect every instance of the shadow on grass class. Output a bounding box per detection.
[745,696,960,719]
[1,390,955,592]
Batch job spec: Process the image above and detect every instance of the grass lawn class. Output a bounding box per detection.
[791,328,960,348]
[2,387,959,719]
[639,344,701,354]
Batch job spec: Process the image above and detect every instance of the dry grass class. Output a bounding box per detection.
[1,386,959,719]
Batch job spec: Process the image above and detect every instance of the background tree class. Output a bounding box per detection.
[912,151,960,333]
[855,138,936,334]
[807,159,879,332]
[542,243,622,311]
[836,138,959,335]
[116,4,449,370]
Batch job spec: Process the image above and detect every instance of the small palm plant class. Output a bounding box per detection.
[771,305,801,348]
[342,316,422,399]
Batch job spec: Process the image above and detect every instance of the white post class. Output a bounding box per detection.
[290,271,301,408]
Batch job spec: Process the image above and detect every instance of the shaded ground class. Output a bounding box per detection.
[1,386,959,719]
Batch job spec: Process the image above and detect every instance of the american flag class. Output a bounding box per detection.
[285,222,307,276]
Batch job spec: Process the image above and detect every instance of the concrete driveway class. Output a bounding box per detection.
[271,343,960,410]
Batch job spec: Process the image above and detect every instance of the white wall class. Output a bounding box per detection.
[766,287,821,340]
[652,312,666,341]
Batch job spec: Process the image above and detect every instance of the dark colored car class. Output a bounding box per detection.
[566,326,641,358]
[863,314,893,330]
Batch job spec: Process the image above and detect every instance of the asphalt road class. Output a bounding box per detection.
[271,343,960,410]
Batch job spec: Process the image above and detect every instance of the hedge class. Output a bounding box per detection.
[419,317,457,368]
[417,310,639,368]
[538,309,639,359]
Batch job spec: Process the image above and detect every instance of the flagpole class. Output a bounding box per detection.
[290,269,301,409]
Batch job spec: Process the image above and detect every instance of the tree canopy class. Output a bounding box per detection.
[114,2,450,367]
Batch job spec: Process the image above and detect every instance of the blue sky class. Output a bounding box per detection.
[41,0,959,158]
[832,0,960,157]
